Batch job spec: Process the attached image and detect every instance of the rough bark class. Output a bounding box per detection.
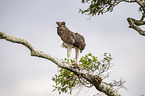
[127,17,145,36]
[0,31,121,96]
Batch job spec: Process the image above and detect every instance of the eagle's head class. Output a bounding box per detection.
[56,22,65,27]
[56,21,66,36]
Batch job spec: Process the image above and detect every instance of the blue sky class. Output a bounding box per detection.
[0,0,145,96]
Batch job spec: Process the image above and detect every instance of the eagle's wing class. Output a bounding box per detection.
[73,33,86,51]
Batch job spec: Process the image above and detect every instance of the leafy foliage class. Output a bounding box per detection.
[79,53,113,78]
[80,0,136,16]
[52,53,113,95]
[52,59,78,94]
[80,0,122,16]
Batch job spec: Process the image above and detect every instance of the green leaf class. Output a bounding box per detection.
[88,53,92,56]
[52,53,113,95]
[70,90,72,94]
[52,89,56,92]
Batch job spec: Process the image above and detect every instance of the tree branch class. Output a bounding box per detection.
[125,0,145,36]
[0,31,65,67]
[136,0,145,7]
[136,0,145,12]
[0,30,122,96]
[127,17,145,36]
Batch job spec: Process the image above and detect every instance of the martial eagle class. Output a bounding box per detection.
[56,22,86,64]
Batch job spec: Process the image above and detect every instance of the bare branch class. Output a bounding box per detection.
[136,0,145,12]
[124,0,145,36]
[127,17,145,36]
[140,13,145,21]
[0,30,122,96]
[0,31,65,68]
[136,0,145,6]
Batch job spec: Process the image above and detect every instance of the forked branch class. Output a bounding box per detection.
[126,0,145,36]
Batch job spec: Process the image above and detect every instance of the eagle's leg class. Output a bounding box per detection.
[75,48,79,64]
[67,46,72,64]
